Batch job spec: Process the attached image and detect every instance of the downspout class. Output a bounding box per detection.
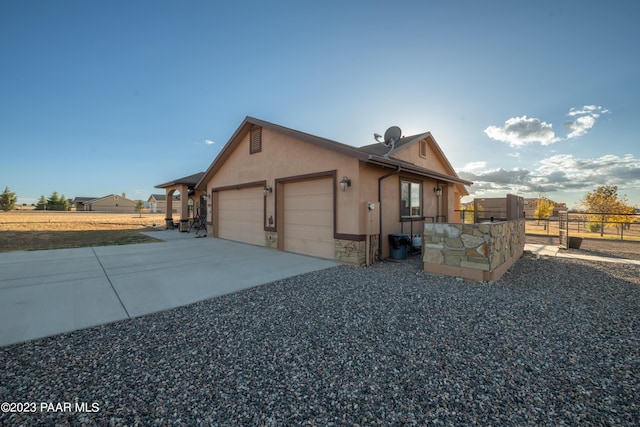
[378,166,402,260]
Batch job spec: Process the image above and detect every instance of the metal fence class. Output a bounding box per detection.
[527,212,640,259]
[525,213,640,240]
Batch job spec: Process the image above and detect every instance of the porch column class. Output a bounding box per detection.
[179,184,190,232]
[165,189,174,229]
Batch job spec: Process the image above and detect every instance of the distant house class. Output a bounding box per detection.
[147,193,181,214]
[75,193,138,212]
[524,198,567,219]
[71,197,98,211]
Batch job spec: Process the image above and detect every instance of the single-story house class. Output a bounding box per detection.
[71,196,98,211]
[195,116,472,264]
[147,194,181,214]
[523,197,568,219]
[75,193,138,212]
[155,172,206,229]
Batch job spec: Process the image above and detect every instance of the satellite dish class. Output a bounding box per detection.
[373,126,402,157]
[383,126,402,147]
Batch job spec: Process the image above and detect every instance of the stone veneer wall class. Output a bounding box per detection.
[335,239,366,266]
[263,233,365,265]
[265,231,278,249]
[423,219,525,281]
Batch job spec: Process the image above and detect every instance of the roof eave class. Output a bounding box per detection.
[365,155,473,187]
[196,116,370,189]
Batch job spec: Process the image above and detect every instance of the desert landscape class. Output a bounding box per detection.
[0,211,170,252]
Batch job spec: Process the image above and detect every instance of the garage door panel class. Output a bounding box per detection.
[284,211,332,227]
[285,195,332,210]
[286,224,334,240]
[218,187,264,246]
[283,178,334,259]
[285,182,331,196]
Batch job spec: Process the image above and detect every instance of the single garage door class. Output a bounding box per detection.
[284,178,334,259]
[217,187,264,246]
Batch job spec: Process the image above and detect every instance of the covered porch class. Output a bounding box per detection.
[155,172,207,231]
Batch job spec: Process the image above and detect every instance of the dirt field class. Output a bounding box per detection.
[0,211,170,252]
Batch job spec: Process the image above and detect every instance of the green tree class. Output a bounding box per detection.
[35,195,47,210]
[135,200,145,218]
[59,194,71,211]
[534,197,554,224]
[45,192,70,211]
[582,186,634,236]
[0,186,18,211]
[47,192,61,209]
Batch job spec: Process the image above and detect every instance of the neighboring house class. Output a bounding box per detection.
[71,197,98,211]
[155,172,206,228]
[195,116,472,264]
[524,198,567,219]
[77,194,138,212]
[147,194,181,214]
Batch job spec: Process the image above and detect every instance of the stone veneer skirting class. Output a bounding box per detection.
[263,232,365,265]
[335,239,366,266]
[265,231,278,249]
[423,219,525,281]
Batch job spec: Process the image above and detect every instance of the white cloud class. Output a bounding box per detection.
[205,139,216,145]
[566,115,596,138]
[485,105,609,147]
[461,161,486,171]
[568,105,609,117]
[458,153,640,202]
[565,105,609,139]
[484,115,560,147]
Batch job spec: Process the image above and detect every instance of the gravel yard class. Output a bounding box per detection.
[1,253,639,426]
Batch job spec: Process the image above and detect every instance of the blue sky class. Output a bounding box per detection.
[1,0,639,209]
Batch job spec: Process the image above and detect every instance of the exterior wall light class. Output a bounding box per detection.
[339,176,351,191]
[434,186,442,197]
[263,184,273,197]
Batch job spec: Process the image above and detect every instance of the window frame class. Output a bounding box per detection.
[400,178,423,218]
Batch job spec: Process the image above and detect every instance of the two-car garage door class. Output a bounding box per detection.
[215,178,335,260]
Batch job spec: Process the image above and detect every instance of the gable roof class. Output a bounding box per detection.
[155,172,205,189]
[196,116,472,192]
[84,194,136,204]
[359,132,427,157]
[148,194,180,202]
[72,196,98,203]
[359,132,460,179]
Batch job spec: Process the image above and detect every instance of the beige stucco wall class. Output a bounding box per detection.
[359,161,456,257]
[205,128,362,236]
[89,198,137,213]
[388,137,450,175]
[203,126,464,261]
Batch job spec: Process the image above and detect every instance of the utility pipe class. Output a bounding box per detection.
[377,166,402,260]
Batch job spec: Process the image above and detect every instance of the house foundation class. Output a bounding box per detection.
[335,239,366,265]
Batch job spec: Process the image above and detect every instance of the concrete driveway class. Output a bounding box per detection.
[0,231,338,347]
